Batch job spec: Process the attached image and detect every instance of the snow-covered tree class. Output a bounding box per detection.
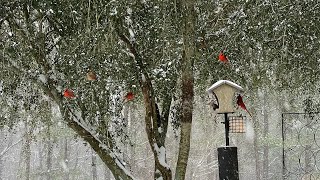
[2,0,320,179]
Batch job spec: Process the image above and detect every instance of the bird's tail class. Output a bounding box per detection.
[245,108,252,118]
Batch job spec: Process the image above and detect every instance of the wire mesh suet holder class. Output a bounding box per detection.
[229,116,246,133]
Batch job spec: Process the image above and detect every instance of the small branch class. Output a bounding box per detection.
[0,138,23,158]
[160,97,172,141]
[60,104,135,180]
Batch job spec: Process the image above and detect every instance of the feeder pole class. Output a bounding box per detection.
[224,113,230,146]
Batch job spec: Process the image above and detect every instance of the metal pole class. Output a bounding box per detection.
[225,113,229,146]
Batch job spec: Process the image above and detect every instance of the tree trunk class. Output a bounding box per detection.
[304,98,314,179]
[0,156,2,180]
[175,0,195,179]
[175,122,192,180]
[38,141,44,180]
[0,131,5,180]
[63,138,69,180]
[129,104,136,172]
[0,135,3,180]
[25,134,31,180]
[91,149,98,180]
[262,91,269,180]
[24,121,32,180]
[253,94,261,180]
[58,103,134,180]
[46,126,53,180]
[254,118,261,180]
[115,20,173,180]
[122,103,131,171]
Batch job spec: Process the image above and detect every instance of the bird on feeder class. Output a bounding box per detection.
[236,94,252,117]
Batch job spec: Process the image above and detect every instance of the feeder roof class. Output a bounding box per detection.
[207,80,244,93]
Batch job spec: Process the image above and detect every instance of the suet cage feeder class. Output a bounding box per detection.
[229,116,245,133]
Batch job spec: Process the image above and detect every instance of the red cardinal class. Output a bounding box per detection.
[63,88,76,99]
[86,71,97,81]
[237,94,252,117]
[123,92,134,102]
[218,51,229,64]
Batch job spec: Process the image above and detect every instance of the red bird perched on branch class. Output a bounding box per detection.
[123,92,134,103]
[63,88,76,99]
[237,94,252,117]
[218,51,229,64]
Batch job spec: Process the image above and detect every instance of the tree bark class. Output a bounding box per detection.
[91,149,98,180]
[59,104,134,180]
[63,138,69,180]
[115,21,173,180]
[36,141,43,180]
[304,98,314,179]
[46,126,53,180]
[175,0,196,179]
[5,8,135,180]
[0,131,4,180]
[24,121,32,180]
[122,103,131,171]
[0,156,2,180]
[262,91,269,180]
[253,93,261,180]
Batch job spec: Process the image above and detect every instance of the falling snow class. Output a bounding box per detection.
[1,1,320,180]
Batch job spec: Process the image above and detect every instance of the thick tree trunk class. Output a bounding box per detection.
[141,82,172,180]
[115,20,173,180]
[51,98,135,180]
[62,108,134,180]
[175,0,195,179]
[7,5,133,180]
[31,84,135,180]
[175,122,192,180]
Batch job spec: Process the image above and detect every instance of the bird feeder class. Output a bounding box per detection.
[207,80,244,180]
[207,80,244,114]
[229,116,245,133]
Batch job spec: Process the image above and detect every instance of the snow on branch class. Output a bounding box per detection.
[154,143,170,170]
[65,105,136,180]
[0,138,23,158]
